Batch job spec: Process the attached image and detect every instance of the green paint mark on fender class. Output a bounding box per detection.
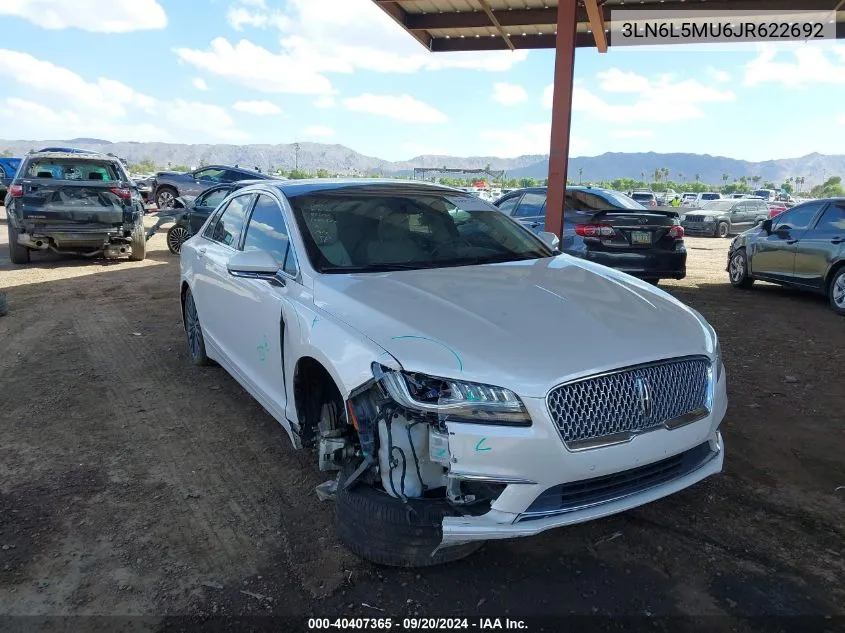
[257,336,269,362]
[436,448,447,458]
[475,438,491,452]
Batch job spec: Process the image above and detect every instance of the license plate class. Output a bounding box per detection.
[631,230,652,245]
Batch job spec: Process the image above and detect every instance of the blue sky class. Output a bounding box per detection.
[0,0,843,162]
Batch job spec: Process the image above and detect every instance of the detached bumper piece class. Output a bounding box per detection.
[519,440,714,521]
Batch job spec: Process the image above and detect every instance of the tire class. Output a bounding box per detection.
[728,248,754,289]
[7,223,31,265]
[828,267,845,316]
[716,221,730,238]
[183,289,211,366]
[166,225,190,255]
[335,462,484,568]
[156,186,177,210]
[128,222,146,261]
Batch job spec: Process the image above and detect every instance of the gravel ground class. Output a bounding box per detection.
[1,207,843,632]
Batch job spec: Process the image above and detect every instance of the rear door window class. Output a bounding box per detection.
[512,192,546,218]
[495,195,521,216]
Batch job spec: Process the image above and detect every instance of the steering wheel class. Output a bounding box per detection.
[430,237,476,258]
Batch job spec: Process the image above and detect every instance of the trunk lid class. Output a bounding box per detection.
[17,179,132,225]
[582,210,682,252]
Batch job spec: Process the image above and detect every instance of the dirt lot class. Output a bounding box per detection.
[1,207,843,631]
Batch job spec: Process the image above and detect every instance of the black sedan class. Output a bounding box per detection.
[727,198,845,315]
[151,164,274,209]
[493,186,686,284]
[146,180,270,253]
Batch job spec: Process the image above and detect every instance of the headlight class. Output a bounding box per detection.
[375,366,531,427]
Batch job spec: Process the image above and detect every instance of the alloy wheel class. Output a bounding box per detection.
[157,191,175,209]
[833,273,845,309]
[168,227,190,254]
[185,293,204,360]
[729,253,745,283]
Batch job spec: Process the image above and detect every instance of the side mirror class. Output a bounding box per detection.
[760,219,772,233]
[227,250,280,278]
[539,231,560,250]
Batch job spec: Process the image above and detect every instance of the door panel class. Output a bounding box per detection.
[793,203,844,290]
[751,202,825,282]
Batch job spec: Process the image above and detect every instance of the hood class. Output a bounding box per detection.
[313,257,713,397]
[687,210,726,217]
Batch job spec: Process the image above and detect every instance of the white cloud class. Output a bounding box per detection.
[313,96,336,108]
[0,49,156,118]
[597,68,651,93]
[302,125,335,139]
[192,78,209,91]
[744,44,845,88]
[609,130,654,139]
[477,123,589,158]
[214,0,526,75]
[0,50,247,143]
[174,38,334,95]
[706,67,731,82]
[233,100,282,115]
[544,70,734,124]
[0,0,166,32]
[343,93,447,123]
[492,83,527,106]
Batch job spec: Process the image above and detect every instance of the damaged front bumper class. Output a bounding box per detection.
[440,432,723,547]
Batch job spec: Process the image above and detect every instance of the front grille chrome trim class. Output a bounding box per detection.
[546,356,714,452]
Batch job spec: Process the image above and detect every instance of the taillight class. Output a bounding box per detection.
[110,187,132,199]
[576,223,616,238]
[668,225,684,240]
[9,184,23,197]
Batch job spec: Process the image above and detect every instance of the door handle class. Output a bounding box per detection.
[786,239,798,245]
[831,237,844,244]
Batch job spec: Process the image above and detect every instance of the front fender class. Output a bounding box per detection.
[286,301,401,401]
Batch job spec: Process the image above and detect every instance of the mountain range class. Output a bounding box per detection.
[1,138,843,186]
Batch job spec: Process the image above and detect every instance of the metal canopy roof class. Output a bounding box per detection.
[373,0,845,52]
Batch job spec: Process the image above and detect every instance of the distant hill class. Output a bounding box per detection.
[1,138,842,185]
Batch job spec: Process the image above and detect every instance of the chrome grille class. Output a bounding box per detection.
[684,215,704,222]
[547,357,711,450]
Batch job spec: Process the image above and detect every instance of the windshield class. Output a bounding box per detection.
[288,187,553,273]
[702,201,735,211]
[753,189,772,198]
[701,193,720,200]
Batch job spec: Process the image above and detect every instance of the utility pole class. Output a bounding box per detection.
[293,143,301,171]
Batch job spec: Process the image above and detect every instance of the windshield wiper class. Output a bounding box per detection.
[323,263,432,273]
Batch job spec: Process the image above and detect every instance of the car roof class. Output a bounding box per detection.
[245,178,459,198]
[25,151,118,161]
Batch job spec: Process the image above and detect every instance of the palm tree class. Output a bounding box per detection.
[578,167,584,184]
[722,173,730,185]
[653,168,662,184]
[751,175,761,185]
[678,173,685,182]
[695,173,701,183]
[662,167,670,183]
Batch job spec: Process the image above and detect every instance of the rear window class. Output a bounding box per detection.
[701,193,720,200]
[630,192,655,201]
[25,159,121,182]
[568,189,645,211]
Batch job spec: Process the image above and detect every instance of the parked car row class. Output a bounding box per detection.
[150,164,276,209]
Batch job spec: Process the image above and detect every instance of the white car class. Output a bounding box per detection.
[179,179,727,567]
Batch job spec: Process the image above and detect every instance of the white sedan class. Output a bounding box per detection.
[179,179,727,567]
